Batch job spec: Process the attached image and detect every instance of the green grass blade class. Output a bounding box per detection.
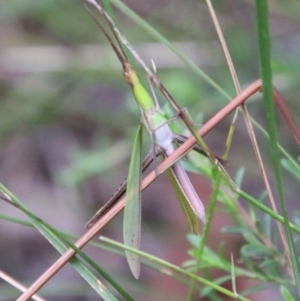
[123,123,143,279]
[102,0,115,21]
[0,213,134,300]
[238,190,300,236]
[101,236,252,301]
[281,158,300,180]
[58,237,135,301]
[0,185,118,301]
[166,165,198,233]
[109,0,231,101]
[187,167,222,299]
[281,285,296,301]
[255,0,300,293]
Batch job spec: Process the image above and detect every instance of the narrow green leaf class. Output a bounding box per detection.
[280,285,295,301]
[281,158,300,180]
[255,0,300,293]
[166,165,199,233]
[102,236,252,301]
[0,185,118,301]
[234,167,245,189]
[238,190,300,236]
[201,275,232,298]
[221,226,251,234]
[0,214,134,300]
[231,253,237,298]
[263,213,271,240]
[123,123,143,279]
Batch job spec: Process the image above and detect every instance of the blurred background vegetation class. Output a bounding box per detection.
[0,0,299,300]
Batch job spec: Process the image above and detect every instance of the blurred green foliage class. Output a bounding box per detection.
[0,0,299,300]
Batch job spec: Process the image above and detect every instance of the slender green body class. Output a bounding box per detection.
[126,63,206,223]
[124,62,206,278]
[86,2,206,279]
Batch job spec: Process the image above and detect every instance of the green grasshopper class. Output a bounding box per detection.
[86,133,228,229]
[86,0,228,278]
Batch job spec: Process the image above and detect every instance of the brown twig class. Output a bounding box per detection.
[17,79,264,301]
[273,88,300,147]
[16,51,300,299]
[0,270,47,301]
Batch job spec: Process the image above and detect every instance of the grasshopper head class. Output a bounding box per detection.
[124,63,140,88]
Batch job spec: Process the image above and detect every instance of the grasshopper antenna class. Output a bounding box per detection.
[85,3,128,68]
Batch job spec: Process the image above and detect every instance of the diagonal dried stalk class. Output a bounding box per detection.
[205,0,299,278]
[17,79,300,301]
[0,270,47,301]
